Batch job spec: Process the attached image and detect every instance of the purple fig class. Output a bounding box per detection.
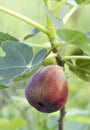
[25,65,68,113]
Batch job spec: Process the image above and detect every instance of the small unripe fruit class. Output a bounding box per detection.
[25,65,68,113]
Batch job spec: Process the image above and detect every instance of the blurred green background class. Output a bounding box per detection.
[0,0,90,130]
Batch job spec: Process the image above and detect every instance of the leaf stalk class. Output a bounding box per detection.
[0,5,48,34]
[62,56,90,60]
[63,5,79,24]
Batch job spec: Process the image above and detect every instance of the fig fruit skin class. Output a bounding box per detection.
[25,65,68,113]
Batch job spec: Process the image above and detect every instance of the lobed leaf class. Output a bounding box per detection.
[0,41,47,88]
[0,41,33,86]
[13,48,47,81]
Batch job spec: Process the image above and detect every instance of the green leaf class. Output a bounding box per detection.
[13,66,39,82]
[57,28,90,81]
[75,0,90,5]
[0,41,33,86]
[75,59,90,81]
[0,41,47,88]
[0,32,18,45]
[24,28,40,40]
[32,48,47,68]
[67,60,90,81]
[57,28,90,55]
[13,49,47,81]
[61,45,83,56]
[76,59,90,70]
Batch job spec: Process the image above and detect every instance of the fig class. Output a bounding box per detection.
[25,65,68,113]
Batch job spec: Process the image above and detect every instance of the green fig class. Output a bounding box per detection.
[25,65,68,113]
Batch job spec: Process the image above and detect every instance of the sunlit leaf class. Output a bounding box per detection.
[57,28,90,55]
[61,45,83,56]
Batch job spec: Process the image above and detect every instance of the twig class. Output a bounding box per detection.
[58,107,66,130]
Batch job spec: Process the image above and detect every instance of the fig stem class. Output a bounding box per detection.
[58,107,66,130]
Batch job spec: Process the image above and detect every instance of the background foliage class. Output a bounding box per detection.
[0,0,90,130]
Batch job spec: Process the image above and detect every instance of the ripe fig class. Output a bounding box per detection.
[25,65,68,113]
